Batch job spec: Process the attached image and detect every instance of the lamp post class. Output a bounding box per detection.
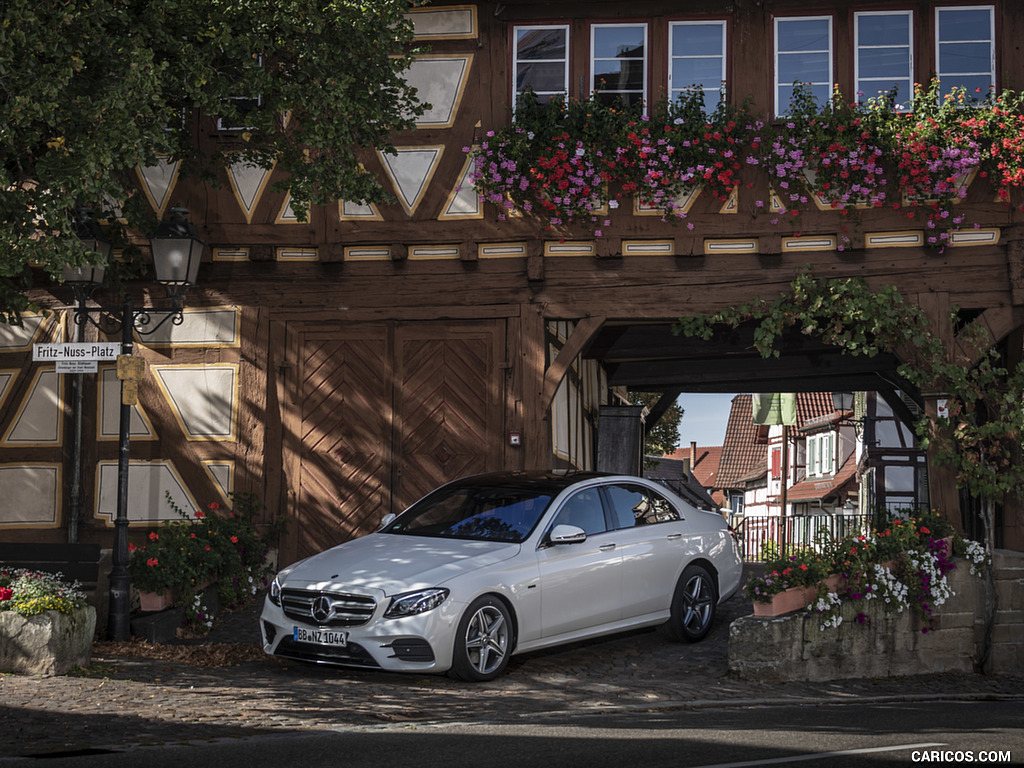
[65,206,204,641]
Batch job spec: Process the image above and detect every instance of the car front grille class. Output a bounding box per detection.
[273,637,380,668]
[280,588,377,627]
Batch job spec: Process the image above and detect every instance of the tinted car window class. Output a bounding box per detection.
[606,484,682,529]
[385,485,553,542]
[551,488,608,536]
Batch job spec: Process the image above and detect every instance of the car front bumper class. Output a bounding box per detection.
[259,592,464,674]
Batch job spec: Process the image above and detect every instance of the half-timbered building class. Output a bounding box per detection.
[4,0,1023,578]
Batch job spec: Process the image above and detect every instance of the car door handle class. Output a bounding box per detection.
[666,533,682,540]
[599,543,616,551]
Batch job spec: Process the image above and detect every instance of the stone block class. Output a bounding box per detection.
[0,606,96,676]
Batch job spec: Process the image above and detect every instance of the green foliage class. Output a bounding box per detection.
[0,0,425,319]
[628,391,682,458]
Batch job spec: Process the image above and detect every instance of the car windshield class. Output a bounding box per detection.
[383,483,555,542]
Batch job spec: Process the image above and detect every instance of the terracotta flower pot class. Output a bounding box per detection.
[752,585,817,617]
[137,589,178,612]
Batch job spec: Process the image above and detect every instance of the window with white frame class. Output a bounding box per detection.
[935,5,995,102]
[591,23,647,108]
[668,21,727,112]
[774,15,833,116]
[513,25,570,106]
[217,54,264,131]
[855,10,913,109]
[807,433,834,477]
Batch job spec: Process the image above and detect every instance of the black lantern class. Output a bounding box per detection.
[64,209,111,288]
[832,391,855,412]
[150,206,204,303]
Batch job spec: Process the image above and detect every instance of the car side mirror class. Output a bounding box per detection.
[379,513,397,530]
[549,524,587,545]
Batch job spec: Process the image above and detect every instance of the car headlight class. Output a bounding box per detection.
[268,575,283,606]
[384,588,450,619]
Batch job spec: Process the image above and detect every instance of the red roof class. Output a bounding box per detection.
[716,395,767,491]
[781,452,858,503]
[666,444,724,505]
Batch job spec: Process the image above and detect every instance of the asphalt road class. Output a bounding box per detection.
[2,699,1021,768]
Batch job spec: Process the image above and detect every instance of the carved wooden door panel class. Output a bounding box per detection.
[392,323,504,513]
[292,321,504,561]
[295,326,390,560]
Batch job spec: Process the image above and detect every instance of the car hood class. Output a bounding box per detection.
[280,533,521,596]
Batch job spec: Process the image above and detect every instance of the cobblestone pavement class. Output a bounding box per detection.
[2,595,1022,758]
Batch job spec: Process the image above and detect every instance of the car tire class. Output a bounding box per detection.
[448,595,514,682]
[661,563,717,643]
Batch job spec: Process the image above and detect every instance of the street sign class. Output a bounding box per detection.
[55,360,99,374]
[32,342,120,362]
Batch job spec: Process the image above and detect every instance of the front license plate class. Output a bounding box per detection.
[293,627,348,647]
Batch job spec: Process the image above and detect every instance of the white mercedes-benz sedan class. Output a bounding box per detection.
[260,471,742,681]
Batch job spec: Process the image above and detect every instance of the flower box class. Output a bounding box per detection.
[752,585,818,617]
[0,605,96,676]
[138,589,178,612]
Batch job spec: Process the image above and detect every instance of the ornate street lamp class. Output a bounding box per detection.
[65,206,205,641]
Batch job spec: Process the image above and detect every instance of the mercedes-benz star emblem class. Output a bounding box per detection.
[311,595,333,623]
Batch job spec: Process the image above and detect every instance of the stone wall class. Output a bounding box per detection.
[729,550,1023,682]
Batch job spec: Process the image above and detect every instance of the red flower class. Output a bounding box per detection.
[920,526,931,535]
[205,546,211,552]
[128,542,137,552]
[146,558,159,567]
[799,564,808,571]
[230,536,239,544]
[208,502,220,510]
[195,510,205,519]
[0,587,13,601]
[148,532,159,541]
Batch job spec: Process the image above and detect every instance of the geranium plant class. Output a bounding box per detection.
[0,568,87,616]
[128,491,284,630]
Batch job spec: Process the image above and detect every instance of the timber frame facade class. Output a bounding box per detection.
[4,0,1024,563]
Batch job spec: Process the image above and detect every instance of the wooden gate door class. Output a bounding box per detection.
[290,321,505,561]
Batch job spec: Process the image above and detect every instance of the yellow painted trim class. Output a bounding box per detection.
[0,370,19,413]
[275,247,319,261]
[781,235,838,252]
[378,145,445,216]
[949,227,1000,247]
[478,242,527,259]
[0,463,62,529]
[94,459,199,527]
[96,364,157,442]
[621,239,675,256]
[338,199,384,221]
[344,246,391,261]
[409,245,461,260]
[544,241,596,257]
[130,305,242,350]
[718,186,738,214]
[135,156,180,218]
[439,149,484,220]
[1,367,63,447]
[202,460,235,506]
[213,247,250,262]
[406,4,478,40]
[150,363,240,442]
[633,186,701,217]
[0,313,49,352]
[865,231,925,248]
[703,238,758,255]
[276,193,307,224]
[226,159,276,224]
[411,53,474,130]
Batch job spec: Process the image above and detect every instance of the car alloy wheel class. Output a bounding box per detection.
[449,596,513,681]
[661,563,717,643]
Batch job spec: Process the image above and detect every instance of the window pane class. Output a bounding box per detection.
[517,28,566,60]
[671,24,723,56]
[593,60,644,92]
[858,14,909,47]
[779,19,830,53]
[517,62,566,93]
[778,51,829,83]
[595,91,644,109]
[937,9,992,42]
[554,489,607,536]
[939,75,992,102]
[939,42,993,75]
[858,48,910,79]
[593,26,645,59]
[672,58,725,86]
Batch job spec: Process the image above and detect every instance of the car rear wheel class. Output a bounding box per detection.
[661,563,717,643]
[448,595,514,682]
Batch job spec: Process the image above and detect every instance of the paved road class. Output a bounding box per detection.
[2,594,1022,760]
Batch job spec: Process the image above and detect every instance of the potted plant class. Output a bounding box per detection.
[0,568,95,675]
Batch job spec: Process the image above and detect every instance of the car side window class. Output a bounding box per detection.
[551,489,608,536]
[606,485,682,529]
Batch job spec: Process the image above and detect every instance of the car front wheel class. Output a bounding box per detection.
[662,563,717,642]
[448,595,514,682]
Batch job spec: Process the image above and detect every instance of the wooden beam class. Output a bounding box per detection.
[541,315,606,410]
[641,388,683,439]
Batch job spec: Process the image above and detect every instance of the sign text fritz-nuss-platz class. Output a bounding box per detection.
[32,343,120,361]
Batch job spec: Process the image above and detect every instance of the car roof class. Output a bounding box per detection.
[439,470,635,495]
